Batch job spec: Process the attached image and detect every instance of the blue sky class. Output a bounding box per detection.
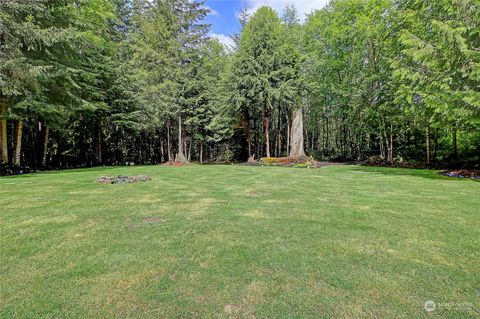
[205,0,329,48]
[205,1,243,36]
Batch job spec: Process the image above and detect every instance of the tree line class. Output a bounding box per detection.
[1,0,479,172]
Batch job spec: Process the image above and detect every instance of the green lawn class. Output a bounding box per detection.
[1,165,479,318]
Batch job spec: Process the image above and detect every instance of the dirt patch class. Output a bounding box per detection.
[223,304,236,315]
[223,304,256,318]
[128,217,165,229]
[162,161,190,167]
[440,169,480,180]
[143,217,165,223]
[246,190,268,197]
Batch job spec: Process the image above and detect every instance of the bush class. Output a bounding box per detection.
[222,149,234,163]
[0,162,33,176]
[292,163,308,168]
[364,155,386,166]
[260,157,278,164]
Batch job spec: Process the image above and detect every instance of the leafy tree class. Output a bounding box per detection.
[393,0,480,161]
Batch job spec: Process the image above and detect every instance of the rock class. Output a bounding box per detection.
[135,174,151,181]
[440,169,480,180]
[96,176,114,184]
[96,175,152,184]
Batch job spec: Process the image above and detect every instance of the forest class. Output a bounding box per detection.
[1,0,479,172]
[2,2,480,317]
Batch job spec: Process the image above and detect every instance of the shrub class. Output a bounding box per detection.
[260,157,279,164]
[222,149,235,163]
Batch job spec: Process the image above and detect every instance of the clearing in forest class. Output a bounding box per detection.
[0,165,479,318]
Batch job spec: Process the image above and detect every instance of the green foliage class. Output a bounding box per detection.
[228,6,284,119]
[1,0,478,168]
[393,0,480,139]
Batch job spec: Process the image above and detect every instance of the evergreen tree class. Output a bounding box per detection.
[230,6,284,158]
[130,0,209,162]
[1,0,478,172]
[393,0,480,161]
[0,0,73,164]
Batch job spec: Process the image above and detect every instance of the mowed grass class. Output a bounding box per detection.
[0,165,479,318]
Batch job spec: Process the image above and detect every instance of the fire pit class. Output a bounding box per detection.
[96,175,152,184]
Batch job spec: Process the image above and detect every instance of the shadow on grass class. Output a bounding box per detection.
[350,165,479,182]
[0,165,130,179]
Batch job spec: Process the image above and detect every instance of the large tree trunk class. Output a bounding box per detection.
[276,130,280,157]
[199,141,203,164]
[274,130,278,157]
[183,131,187,156]
[167,121,172,161]
[247,122,252,158]
[265,116,270,158]
[452,123,458,160]
[425,115,430,165]
[0,95,8,163]
[381,114,392,162]
[278,117,282,156]
[178,115,182,152]
[286,116,290,154]
[388,123,393,162]
[289,107,306,158]
[96,122,102,165]
[160,135,165,163]
[29,123,38,170]
[324,117,328,151]
[312,130,315,153]
[14,120,23,166]
[379,134,385,159]
[187,136,192,162]
[42,126,49,167]
[432,128,439,162]
[175,114,187,162]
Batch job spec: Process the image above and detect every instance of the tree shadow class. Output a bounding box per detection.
[0,166,125,179]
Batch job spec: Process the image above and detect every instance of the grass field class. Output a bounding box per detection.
[1,165,479,318]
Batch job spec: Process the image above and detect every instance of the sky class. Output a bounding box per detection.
[205,0,329,48]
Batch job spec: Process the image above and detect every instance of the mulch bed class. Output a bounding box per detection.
[96,174,151,184]
[440,169,480,180]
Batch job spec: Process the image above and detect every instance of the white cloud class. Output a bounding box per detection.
[210,33,236,50]
[205,5,219,16]
[243,0,329,21]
